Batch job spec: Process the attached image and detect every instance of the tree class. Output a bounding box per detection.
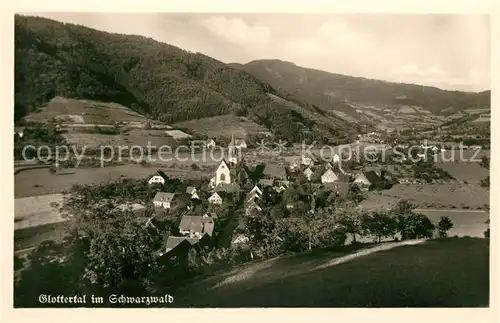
[480,156,489,169]
[437,216,454,238]
[484,218,490,238]
[361,211,397,243]
[347,185,365,203]
[337,208,364,244]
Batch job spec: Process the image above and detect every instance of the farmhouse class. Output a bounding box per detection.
[234,139,247,149]
[304,167,314,181]
[262,164,287,182]
[179,215,215,238]
[321,169,339,184]
[324,182,350,199]
[259,179,274,187]
[163,236,199,254]
[152,192,175,209]
[283,156,301,171]
[208,192,223,205]
[148,175,166,185]
[14,126,25,138]
[353,171,383,191]
[206,139,216,149]
[249,185,262,196]
[186,186,199,199]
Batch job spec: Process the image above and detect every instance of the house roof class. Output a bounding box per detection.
[282,156,301,165]
[215,183,240,193]
[304,167,313,175]
[165,236,199,251]
[179,215,214,236]
[209,192,222,199]
[263,164,287,179]
[245,191,262,203]
[324,182,350,198]
[259,179,274,187]
[153,192,175,203]
[321,169,337,178]
[362,171,383,184]
[186,186,196,194]
[235,139,246,145]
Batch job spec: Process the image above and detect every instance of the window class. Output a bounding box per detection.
[220,173,226,182]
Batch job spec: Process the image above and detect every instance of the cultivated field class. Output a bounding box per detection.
[14,164,209,198]
[363,183,489,210]
[435,162,489,183]
[173,114,271,139]
[24,96,147,124]
[62,133,122,148]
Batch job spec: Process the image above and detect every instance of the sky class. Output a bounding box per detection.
[33,13,490,92]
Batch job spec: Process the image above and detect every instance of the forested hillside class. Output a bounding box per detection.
[14,15,358,143]
[231,60,490,116]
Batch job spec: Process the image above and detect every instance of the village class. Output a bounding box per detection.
[129,134,401,259]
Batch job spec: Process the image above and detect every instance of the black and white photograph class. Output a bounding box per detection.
[10,6,493,312]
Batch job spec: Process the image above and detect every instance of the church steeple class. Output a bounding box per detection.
[228,133,238,165]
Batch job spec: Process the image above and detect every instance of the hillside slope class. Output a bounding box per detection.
[170,238,488,307]
[230,60,490,116]
[14,15,357,143]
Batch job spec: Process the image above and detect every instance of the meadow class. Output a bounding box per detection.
[173,114,271,139]
[14,164,209,198]
[170,238,489,307]
[363,183,489,210]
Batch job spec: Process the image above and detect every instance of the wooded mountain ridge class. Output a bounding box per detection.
[14,15,359,143]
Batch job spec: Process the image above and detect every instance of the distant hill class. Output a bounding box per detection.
[14,15,358,144]
[230,59,490,116]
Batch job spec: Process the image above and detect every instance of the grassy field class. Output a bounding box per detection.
[173,114,271,139]
[14,164,209,198]
[170,237,488,307]
[14,221,71,251]
[15,193,67,230]
[436,162,489,183]
[24,97,147,124]
[363,183,489,210]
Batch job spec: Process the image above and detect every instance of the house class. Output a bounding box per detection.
[148,175,166,185]
[304,167,314,181]
[245,200,263,215]
[353,171,383,190]
[283,156,301,171]
[321,169,339,184]
[179,215,215,238]
[234,139,247,149]
[324,182,350,200]
[214,160,231,187]
[262,164,287,182]
[215,182,240,196]
[249,185,262,196]
[232,233,249,245]
[208,192,223,205]
[163,236,199,254]
[259,179,274,187]
[14,127,25,138]
[186,186,199,199]
[153,192,175,209]
[206,139,216,149]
